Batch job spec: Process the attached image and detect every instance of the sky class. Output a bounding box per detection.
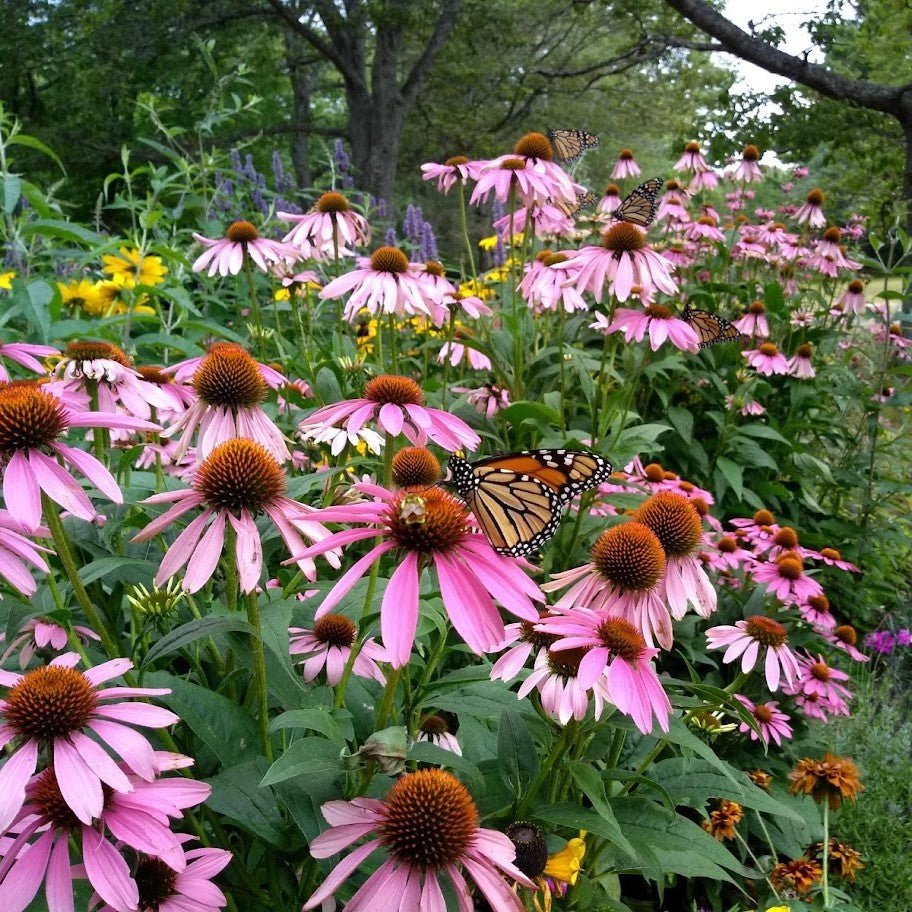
[721,0,830,94]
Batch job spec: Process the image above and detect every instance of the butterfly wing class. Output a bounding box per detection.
[554,189,598,218]
[547,129,600,165]
[615,177,664,228]
[473,449,613,505]
[682,304,743,348]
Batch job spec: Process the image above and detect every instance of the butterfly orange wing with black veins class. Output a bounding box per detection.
[682,304,744,349]
[615,177,664,228]
[447,450,613,557]
[547,129,600,165]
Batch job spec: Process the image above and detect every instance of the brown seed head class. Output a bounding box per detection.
[500,157,527,172]
[773,527,799,548]
[138,366,170,385]
[64,340,132,367]
[520,613,560,652]
[758,342,779,357]
[193,343,266,409]
[194,438,285,513]
[796,343,813,358]
[744,615,788,647]
[547,646,590,678]
[634,491,703,557]
[776,551,804,580]
[741,145,760,161]
[834,624,857,646]
[643,462,665,482]
[419,714,450,736]
[445,155,469,167]
[135,856,179,909]
[807,594,830,613]
[364,375,424,406]
[602,223,646,252]
[847,279,864,294]
[697,215,717,227]
[823,226,842,243]
[515,132,553,160]
[392,447,442,487]
[604,183,621,196]
[618,148,635,160]
[542,252,568,267]
[31,767,84,829]
[685,141,701,153]
[644,304,672,319]
[717,536,737,553]
[312,614,357,648]
[370,247,409,274]
[4,665,97,740]
[753,509,775,525]
[748,300,765,315]
[806,188,825,206]
[820,547,842,561]
[505,821,548,878]
[225,220,259,243]
[379,769,478,868]
[591,522,666,591]
[595,616,647,662]
[0,385,67,452]
[385,487,468,553]
[315,191,350,213]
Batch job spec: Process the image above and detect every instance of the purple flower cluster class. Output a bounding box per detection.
[865,628,912,654]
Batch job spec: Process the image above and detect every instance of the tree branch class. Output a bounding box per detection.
[401,0,465,104]
[662,0,906,115]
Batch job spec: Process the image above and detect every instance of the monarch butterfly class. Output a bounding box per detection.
[447,449,613,556]
[615,177,664,229]
[547,129,600,165]
[555,188,598,217]
[682,304,743,348]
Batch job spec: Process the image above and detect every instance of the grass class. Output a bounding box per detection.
[822,657,912,911]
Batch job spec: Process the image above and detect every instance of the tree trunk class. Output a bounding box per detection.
[283,26,314,189]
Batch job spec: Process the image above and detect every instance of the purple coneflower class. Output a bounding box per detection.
[1,616,99,668]
[289,614,387,685]
[838,279,867,315]
[784,652,853,708]
[601,305,700,353]
[303,769,533,911]
[519,252,587,314]
[543,522,673,650]
[0,382,158,532]
[420,155,480,194]
[536,613,671,733]
[597,183,622,215]
[162,342,290,463]
[733,301,770,339]
[743,343,790,376]
[416,714,462,755]
[728,145,763,183]
[610,148,641,180]
[0,654,178,833]
[286,482,543,666]
[89,843,233,912]
[750,550,823,605]
[735,695,793,746]
[191,220,298,276]
[51,341,175,419]
[706,615,802,691]
[299,375,479,452]
[825,624,868,662]
[452,384,510,421]
[556,222,677,304]
[0,510,50,596]
[685,216,725,243]
[517,646,612,724]
[788,343,816,379]
[279,191,370,259]
[132,438,337,592]
[674,141,711,173]
[634,492,717,620]
[320,247,446,322]
[794,189,826,227]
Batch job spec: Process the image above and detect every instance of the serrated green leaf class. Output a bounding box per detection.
[269,708,353,744]
[206,759,285,845]
[497,708,539,790]
[567,763,637,857]
[260,736,340,786]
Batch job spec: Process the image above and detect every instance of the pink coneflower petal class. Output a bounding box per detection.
[382,551,420,668]
[0,827,54,911]
[435,552,505,653]
[304,839,383,907]
[83,829,140,911]
[3,450,41,531]
[0,739,37,832]
[315,542,396,618]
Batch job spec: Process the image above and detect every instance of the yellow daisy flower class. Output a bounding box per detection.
[59,279,102,314]
[101,247,168,288]
[0,271,15,291]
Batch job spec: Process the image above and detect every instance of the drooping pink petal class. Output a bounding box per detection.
[4,450,42,531]
[28,450,95,520]
[314,541,396,618]
[44,833,74,912]
[155,511,213,586]
[51,444,122,503]
[82,829,140,911]
[182,511,227,593]
[303,838,382,908]
[52,737,106,823]
[0,827,53,912]
[381,551,420,668]
[0,739,38,832]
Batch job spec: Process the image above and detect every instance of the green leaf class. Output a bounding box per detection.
[78,557,157,586]
[497,708,539,790]
[408,741,484,792]
[649,757,804,820]
[142,616,254,668]
[20,219,103,246]
[611,796,753,880]
[7,133,67,173]
[501,401,564,430]
[534,803,634,857]
[737,423,788,443]
[714,456,743,500]
[567,763,637,857]
[666,406,694,443]
[269,708,353,745]
[145,670,259,766]
[260,736,341,786]
[2,175,21,213]
[206,759,285,845]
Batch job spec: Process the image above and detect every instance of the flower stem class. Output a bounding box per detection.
[332,558,380,712]
[374,666,402,730]
[42,493,119,660]
[516,722,573,817]
[822,801,830,909]
[456,181,477,279]
[734,830,781,902]
[244,589,274,761]
[242,256,266,362]
[223,522,239,615]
